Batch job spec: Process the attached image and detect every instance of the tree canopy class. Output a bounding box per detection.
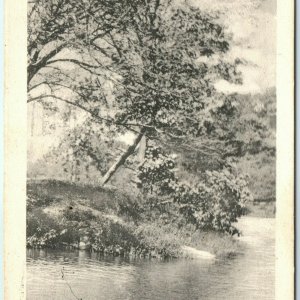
[28,0,256,233]
[28,0,243,178]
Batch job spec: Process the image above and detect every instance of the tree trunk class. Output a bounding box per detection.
[138,135,147,162]
[101,128,146,186]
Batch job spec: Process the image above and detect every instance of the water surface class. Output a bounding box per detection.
[27,217,275,300]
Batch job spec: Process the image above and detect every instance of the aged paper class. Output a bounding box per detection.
[4,0,294,299]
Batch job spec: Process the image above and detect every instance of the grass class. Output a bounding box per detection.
[189,231,242,258]
[244,201,276,218]
[27,179,131,210]
[27,179,243,259]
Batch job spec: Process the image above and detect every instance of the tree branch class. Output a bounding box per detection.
[28,95,115,124]
[46,58,102,73]
[27,95,141,134]
[28,42,67,85]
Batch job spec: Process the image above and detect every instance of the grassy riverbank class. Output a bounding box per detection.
[27,179,242,259]
[244,202,275,218]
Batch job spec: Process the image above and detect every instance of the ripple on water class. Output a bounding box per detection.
[27,217,275,300]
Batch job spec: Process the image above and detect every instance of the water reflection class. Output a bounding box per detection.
[27,217,275,300]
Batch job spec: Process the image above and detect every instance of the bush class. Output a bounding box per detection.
[89,219,139,252]
[27,208,68,248]
[26,204,140,251]
[135,222,185,257]
[137,146,251,234]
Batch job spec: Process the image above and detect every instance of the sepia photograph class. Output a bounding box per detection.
[4,0,294,299]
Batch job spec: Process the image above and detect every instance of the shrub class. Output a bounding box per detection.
[135,222,184,257]
[89,219,139,252]
[27,208,66,248]
[137,145,251,234]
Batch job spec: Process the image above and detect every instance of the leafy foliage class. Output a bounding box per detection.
[138,144,177,195]
[26,189,241,257]
[174,170,250,234]
[28,0,241,143]
[27,0,264,237]
[137,144,250,234]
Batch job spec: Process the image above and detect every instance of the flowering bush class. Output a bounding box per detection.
[174,170,251,234]
[137,146,252,234]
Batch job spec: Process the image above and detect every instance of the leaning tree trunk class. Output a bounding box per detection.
[138,135,147,162]
[101,128,146,186]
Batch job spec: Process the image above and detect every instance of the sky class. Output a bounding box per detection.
[190,0,277,94]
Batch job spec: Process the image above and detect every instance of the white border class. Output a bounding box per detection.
[4,0,27,298]
[275,0,295,298]
[3,0,295,299]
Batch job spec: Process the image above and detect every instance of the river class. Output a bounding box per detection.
[26,217,275,300]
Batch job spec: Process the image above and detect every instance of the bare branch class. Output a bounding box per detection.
[28,81,48,92]
[28,95,113,123]
[46,58,101,72]
[28,42,67,85]
[27,95,140,134]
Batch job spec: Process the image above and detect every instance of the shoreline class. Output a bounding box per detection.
[26,180,273,260]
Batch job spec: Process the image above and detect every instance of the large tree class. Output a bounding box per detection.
[28,0,258,234]
[28,0,243,185]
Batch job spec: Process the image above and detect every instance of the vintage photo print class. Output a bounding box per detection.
[4,0,294,299]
